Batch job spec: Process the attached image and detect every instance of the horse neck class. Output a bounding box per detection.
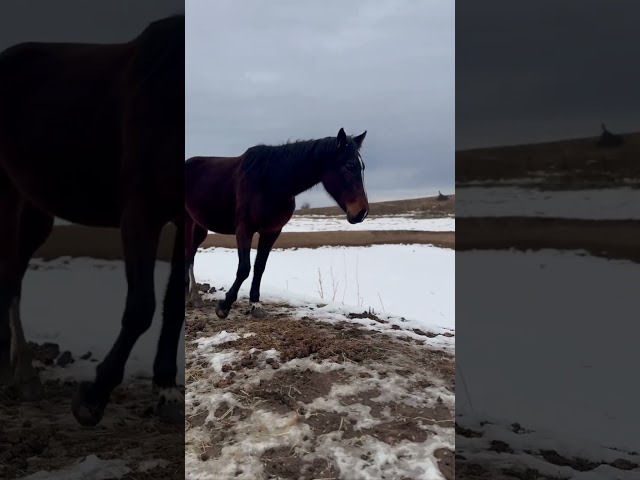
[276,147,328,200]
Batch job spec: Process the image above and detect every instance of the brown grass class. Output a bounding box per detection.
[456,131,640,183]
[296,194,455,218]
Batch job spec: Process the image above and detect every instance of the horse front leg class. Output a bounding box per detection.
[215,226,254,319]
[72,203,162,426]
[152,221,185,423]
[248,230,281,318]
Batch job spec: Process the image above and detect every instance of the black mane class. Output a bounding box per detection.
[241,137,336,192]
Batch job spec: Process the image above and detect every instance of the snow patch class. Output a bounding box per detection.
[21,455,129,480]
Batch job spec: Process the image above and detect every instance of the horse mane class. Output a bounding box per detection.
[241,137,338,190]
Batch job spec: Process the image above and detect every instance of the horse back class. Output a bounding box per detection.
[0,16,184,225]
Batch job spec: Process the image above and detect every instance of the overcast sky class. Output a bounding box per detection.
[186,0,454,207]
[457,0,640,149]
[0,1,181,47]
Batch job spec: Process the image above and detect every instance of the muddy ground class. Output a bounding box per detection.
[457,217,640,263]
[455,421,639,480]
[0,348,183,479]
[185,287,455,480]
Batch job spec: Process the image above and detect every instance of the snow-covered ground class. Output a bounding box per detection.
[54,215,455,232]
[193,244,455,331]
[22,258,185,382]
[186,243,455,479]
[457,249,640,477]
[204,215,455,234]
[456,186,640,219]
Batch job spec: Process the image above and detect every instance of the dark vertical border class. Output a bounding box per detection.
[0,1,185,479]
[456,1,640,478]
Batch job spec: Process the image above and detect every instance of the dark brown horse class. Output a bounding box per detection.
[185,128,369,318]
[0,15,184,426]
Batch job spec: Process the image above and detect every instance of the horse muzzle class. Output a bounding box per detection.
[347,208,368,224]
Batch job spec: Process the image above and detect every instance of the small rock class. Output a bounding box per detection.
[56,351,74,367]
[391,325,401,331]
[265,358,275,364]
[240,358,253,368]
[271,362,280,369]
[80,351,92,360]
[208,286,217,293]
[221,364,232,372]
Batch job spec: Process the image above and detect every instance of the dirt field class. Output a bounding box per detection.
[185,286,455,480]
[0,348,183,479]
[33,225,454,260]
[296,195,455,218]
[457,217,640,263]
[202,230,455,250]
[456,131,640,184]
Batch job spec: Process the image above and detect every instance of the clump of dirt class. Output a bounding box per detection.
[434,448,454,480]
[25,341,81,369]
[246,368,345,416]
[224,317,390,364]
[28,341,60,365]
[262,446,339,480]
[348,310,384,322]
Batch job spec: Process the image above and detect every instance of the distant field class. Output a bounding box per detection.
[457,131,640,185]
[295,194,455,218]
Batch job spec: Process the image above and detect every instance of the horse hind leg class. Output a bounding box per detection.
[0,181,20,387]
[185,218,207,308]
[248,230,282,318]
[216,226,254,319]
[152,220,184,423]
[0,196,53,400]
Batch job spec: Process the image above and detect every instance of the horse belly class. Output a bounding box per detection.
[11,164,122,227]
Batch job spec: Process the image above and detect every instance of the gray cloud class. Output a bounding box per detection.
[457,0,640,149]
[187,0,454,207]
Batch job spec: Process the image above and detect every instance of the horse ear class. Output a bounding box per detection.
[353,130,367,148]
[337,128,347,149]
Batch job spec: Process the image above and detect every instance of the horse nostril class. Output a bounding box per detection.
[355,209,367,223]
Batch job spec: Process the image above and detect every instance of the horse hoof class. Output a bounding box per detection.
[72,381,105,427]
[153,386,184,424]
[215,301,229,319]
[16,377,44,401]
